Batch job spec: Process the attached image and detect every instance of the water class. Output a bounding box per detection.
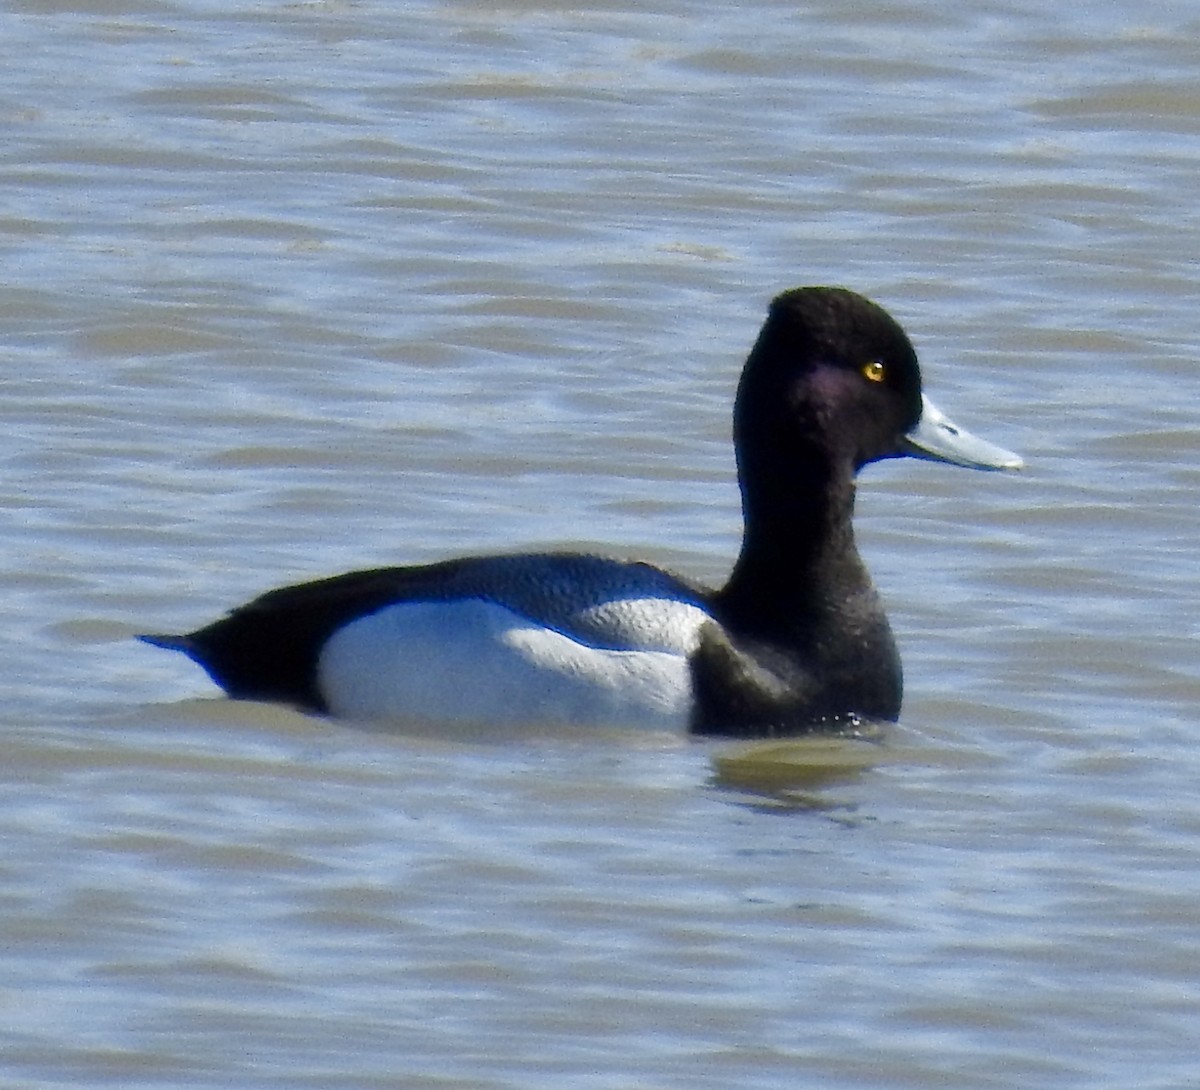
[3,1,1199,1086]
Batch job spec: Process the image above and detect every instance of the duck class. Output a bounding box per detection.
[141,286,1021,736]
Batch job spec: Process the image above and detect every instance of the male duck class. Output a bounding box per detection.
[142,287,1021,736]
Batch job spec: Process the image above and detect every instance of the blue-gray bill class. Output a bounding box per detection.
[902,394,1023,471]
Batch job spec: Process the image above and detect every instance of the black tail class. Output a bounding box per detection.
[137,562,468,714]
[137,632,200,658]
[137,607,334,712]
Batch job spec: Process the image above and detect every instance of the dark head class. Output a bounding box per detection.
[734,287,1021,481]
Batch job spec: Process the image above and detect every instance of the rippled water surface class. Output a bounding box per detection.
[3,1,1200,1087]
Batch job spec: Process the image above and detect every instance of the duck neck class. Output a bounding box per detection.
[719,442,872,634]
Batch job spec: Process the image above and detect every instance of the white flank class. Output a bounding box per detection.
[316,598,709,730]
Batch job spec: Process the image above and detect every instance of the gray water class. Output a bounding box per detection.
[3,1,1200,1087]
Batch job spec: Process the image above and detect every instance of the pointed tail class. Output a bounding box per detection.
[137,632,200,659]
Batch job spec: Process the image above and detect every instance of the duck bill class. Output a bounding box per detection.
[902,394,1023,471]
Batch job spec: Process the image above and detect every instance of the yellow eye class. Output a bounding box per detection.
[862,360,885,383]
